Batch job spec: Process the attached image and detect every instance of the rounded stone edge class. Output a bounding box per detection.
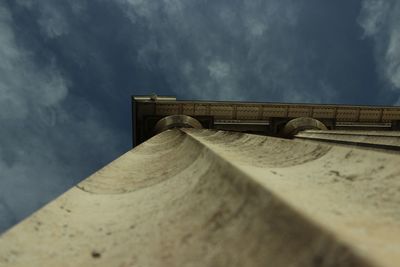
[154,115,203,135]
[280,117,328,138]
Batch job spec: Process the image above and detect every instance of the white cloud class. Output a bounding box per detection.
[386,27,400,88]
[0,5,68,119]
[0,3,123,232]
[359,0,400,91]
[118,0,333,102]
[38,5,69,38]
[358,0,390,36]
[0,4,70,227]
[208,61,231,80]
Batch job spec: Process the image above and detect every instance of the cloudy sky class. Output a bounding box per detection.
[1,0,400,232]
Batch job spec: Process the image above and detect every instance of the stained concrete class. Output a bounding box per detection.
[0,129,399,267]
[296,130,400,149]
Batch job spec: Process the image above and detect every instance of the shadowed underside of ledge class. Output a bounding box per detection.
[0,129,399,267]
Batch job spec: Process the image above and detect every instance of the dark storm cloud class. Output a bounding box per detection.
[0,0,399,232]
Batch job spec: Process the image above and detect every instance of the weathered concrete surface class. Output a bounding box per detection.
[296,130,400,150]
[1,129,400,267]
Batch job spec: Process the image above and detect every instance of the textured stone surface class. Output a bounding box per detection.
[296,130,400,150]
[0,129,399,266]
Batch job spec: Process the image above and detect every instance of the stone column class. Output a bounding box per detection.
[0,129,399,267]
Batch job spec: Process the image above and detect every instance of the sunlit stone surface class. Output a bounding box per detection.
[0,129,399,266]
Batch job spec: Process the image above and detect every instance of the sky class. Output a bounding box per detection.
[1,0,400,233]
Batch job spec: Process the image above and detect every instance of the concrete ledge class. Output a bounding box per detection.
[295,130,400,151]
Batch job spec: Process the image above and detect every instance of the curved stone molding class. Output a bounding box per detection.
[281,117,328,137]
[153,115,203,135]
